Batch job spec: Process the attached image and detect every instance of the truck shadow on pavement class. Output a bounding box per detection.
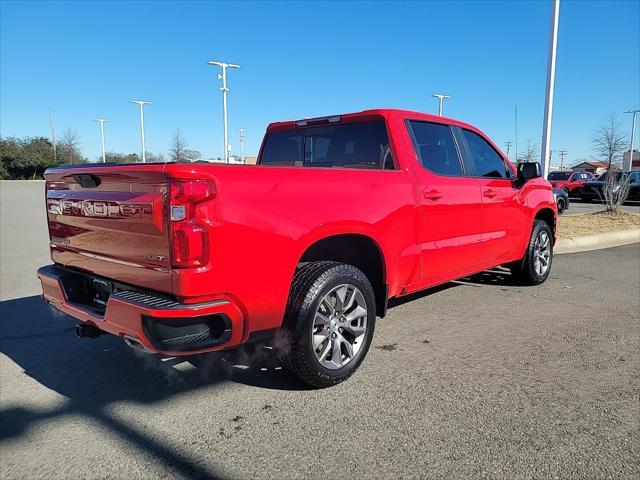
[0,295,305,480]
[1,268,519,479]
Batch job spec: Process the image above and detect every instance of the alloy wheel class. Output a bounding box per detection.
[533,230,551,277]
[311,284,368,370]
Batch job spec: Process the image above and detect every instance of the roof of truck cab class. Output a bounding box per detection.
[266,108,479,132]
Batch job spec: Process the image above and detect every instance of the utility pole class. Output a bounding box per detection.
[432,93,451,116]
[93,118,110,163]
[540,0,560,178]
[236,128,246,163]
[557,150,567,170]
[130,100,151,163]
[208,60,240,163]
[624,109,639,171]
[504,140,514,159]
[50,110,57,161]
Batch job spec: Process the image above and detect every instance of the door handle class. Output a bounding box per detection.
[424,189,442,201]
[483,189,497,198]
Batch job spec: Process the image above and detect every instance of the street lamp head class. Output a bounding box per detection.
[130,100,152,106]
[208,61,240,69]
[93,118,110,123]
[624,109,640,114]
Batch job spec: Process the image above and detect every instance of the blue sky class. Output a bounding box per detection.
[1,0,638,165]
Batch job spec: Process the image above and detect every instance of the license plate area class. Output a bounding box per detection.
[58,271,113,317]
[90,278,113,310]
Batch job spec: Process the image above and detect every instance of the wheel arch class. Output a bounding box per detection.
[534,207,557,238]
[297,233,388,318]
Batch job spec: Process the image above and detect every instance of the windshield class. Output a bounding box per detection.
[548,172,571,180]
[259,120,395,170]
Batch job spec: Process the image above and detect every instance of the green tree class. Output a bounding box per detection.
[104,152,140,164]
[0,136,60,179]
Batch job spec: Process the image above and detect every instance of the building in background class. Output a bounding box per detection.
[570,161,610,175]
[623,150,640,171]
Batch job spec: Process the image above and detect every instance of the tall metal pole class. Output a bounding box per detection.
[130,100,151,163]
[432,93,451,116]
[50,110,57,161]
[541,0,560,178]
[93,118,110,162]
[208,61,240,163]
[515,105,518,163]
[236,128,246,163]
[624,109,639,171]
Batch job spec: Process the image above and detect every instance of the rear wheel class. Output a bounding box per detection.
[510,220,553,285]
[283,261,376,388]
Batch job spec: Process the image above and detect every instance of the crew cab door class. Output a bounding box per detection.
[455,127,529,263]
[406,120,484,281]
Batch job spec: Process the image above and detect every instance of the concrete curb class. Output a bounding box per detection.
[555,228,640,254]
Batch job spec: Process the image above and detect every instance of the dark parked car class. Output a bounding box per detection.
[553,188,570,214]
[580,171,640,203]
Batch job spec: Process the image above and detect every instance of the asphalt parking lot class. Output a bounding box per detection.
[565,199,640,216]
[1,181,639,479]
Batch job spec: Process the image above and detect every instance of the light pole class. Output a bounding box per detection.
[208,60,240,163]
[540,0,560,178]
[236,128,246,163]
[93,118,110,163]
[50,110,57,162]
[432,93,451,116]
[130,100,152,163]
[624,109,639,171]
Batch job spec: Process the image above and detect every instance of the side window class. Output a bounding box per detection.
[407,121,463,176]
[461,129,512,178]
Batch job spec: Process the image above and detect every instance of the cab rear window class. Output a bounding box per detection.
[259,121,395,169]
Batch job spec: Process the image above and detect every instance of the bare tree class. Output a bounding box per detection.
[592,116,626,168]
[169,130,188,162]
[59,128,82,164]
[146,152,166,163]
[183,149,202,162]
[517,139,539,163]
[596,170,631,212]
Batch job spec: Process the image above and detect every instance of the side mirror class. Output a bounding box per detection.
[517,162,542,181]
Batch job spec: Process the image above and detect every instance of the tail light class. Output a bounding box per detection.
[169,180,216,268]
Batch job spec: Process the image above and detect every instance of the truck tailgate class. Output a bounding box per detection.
[45,165,172,293]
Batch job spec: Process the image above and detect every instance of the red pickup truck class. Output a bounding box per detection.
[38,109,556,388]
[548,170,595,194]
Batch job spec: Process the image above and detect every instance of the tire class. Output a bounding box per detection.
[556,197,566,214]
[510,220,553,286]
[282,261,376,388]
[562,187,570,195]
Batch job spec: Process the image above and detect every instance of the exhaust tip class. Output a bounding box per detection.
[123,335,154,353]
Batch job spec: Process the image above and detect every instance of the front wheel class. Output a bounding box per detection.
[283,261,376,388]
[510,220,553,285]
[556,197,567,214]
